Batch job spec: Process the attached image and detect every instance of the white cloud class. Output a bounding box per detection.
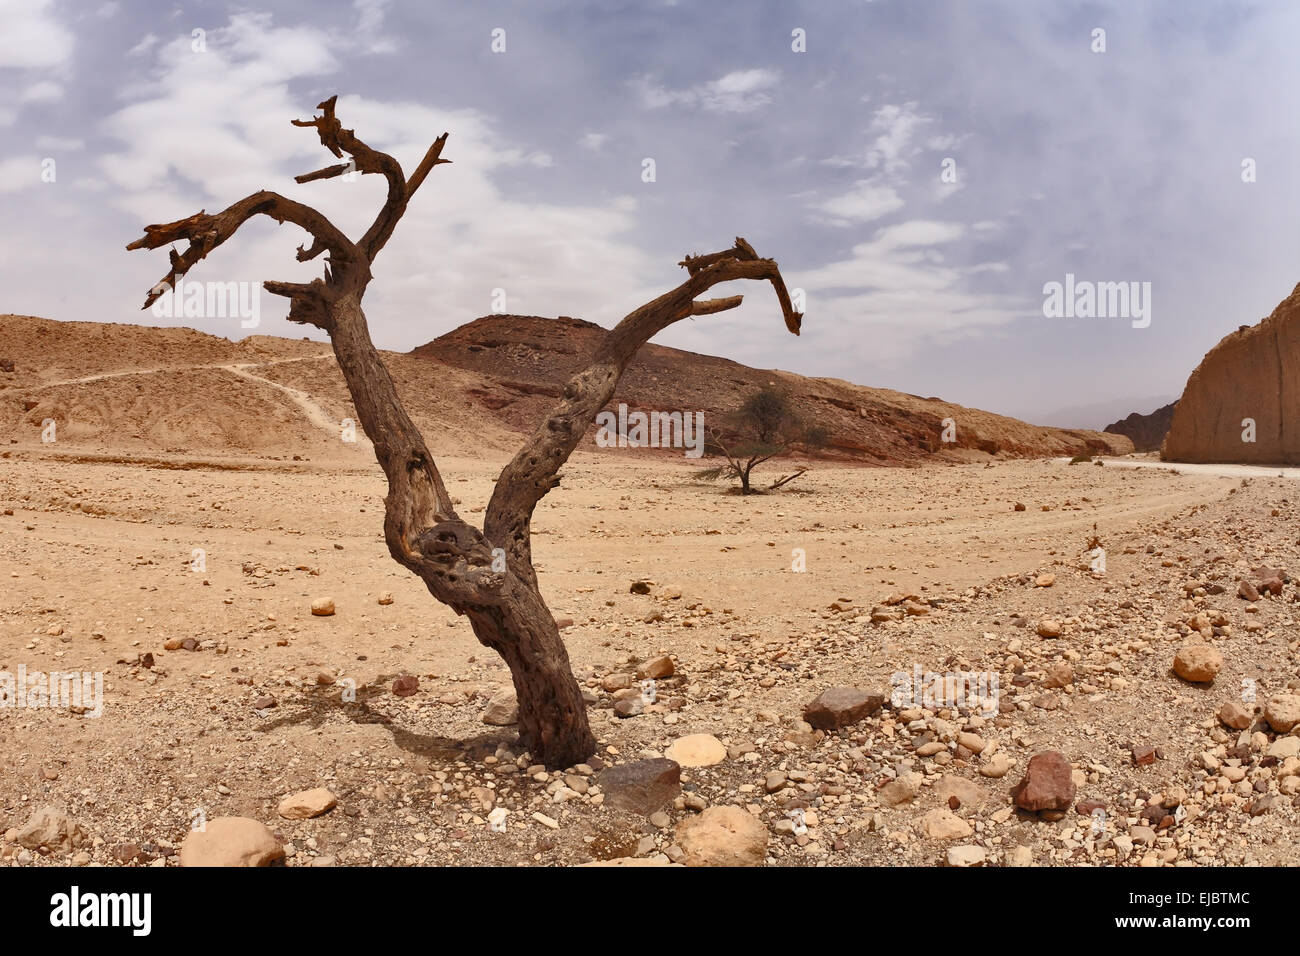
[864,102,929,172]
[0,0,74,68]
[580,132,608,151]
[354,0,396,54]
[790,219,1021,361]
[35,135,83,151]
[636,68,779,113]
[812,181,904,225]
[0,156,43,193]
[20,80,62,103]
[127,34,159,57]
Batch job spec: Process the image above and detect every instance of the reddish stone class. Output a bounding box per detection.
[1011,751,1076,812]
[802,687,885,731]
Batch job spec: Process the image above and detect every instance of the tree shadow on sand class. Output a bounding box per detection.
[253,678,516,767]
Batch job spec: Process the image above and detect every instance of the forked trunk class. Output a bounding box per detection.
[324,298,597,767]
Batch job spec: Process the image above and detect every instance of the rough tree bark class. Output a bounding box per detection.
[127,95,804,768]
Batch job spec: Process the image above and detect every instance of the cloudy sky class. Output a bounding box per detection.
[3,0,1298,426]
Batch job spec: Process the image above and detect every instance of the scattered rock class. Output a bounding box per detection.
[278,788,337,820]
[310,597,335,616]
[922,808,973,840]
[946,845,987,867]
[1043,662,1074,688]
[1131,745,1156,767]
[1219,701,1253,730]
[1173,644,1223,683]
[179,817,284,867]
[879,772,922,806]
[579,857,680,867]
[392,675,419,697]
[934,775,989,809]
[1011,751,1076,812]
[614,697,644,718]
[597,759,682,815]
[636,655,675,680]
[675,806,768,866]
[14,806,87,852]
[979,753,1014,778]
[802,687,884,731]
[665,733,727,767]
[481,690,518,725]
[1265,695,1300,733]
[1006,845,1033,867]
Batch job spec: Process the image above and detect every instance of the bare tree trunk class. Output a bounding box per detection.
[323,295,595,764]
[128,95,803,768]
[466,595,594,767]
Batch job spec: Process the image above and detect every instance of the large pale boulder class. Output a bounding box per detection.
[180,817,284,867]
[14,805,88,852]
[1163,282,1300,464]
[664,733,727,767]
[674,806,768,866]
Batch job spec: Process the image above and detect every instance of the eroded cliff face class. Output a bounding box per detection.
[1163,283,1300,465]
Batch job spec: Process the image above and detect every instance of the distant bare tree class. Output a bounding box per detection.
[697,386,826,494]
[128,95,803,767]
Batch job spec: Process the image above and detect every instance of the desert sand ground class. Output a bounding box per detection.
[3,434,1298,868]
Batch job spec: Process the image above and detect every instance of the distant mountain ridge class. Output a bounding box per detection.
[1105,402,1178,452]
[411,314,1132,463]
[0,313,1132,464]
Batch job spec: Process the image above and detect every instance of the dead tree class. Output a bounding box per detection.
[127,95,803,768]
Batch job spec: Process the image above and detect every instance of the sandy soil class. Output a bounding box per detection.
[3,442,1298,867]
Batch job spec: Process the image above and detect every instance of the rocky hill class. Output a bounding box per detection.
[413,314,1130,463]
[1,313,1131,463]
[1163,282,1300,464]
[1105,402,1178,452]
